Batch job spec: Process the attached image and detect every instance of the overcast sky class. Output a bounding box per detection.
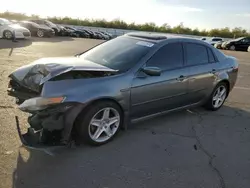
[1,0,250,30]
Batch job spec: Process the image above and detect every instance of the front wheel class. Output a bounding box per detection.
[204,82,228,111]
[76,101,123,146]
[37,30,44,38]
[229,45,236,51]
[4,30,13,39]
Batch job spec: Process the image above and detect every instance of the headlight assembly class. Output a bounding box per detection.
[19,96,65,111]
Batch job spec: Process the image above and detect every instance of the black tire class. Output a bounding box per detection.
[37,30,44,38]
[75,101,123,146]
[204,82,228,111]
[229,45,236,51]
[3,30,13,39]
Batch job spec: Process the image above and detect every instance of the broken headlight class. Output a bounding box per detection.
[19,96,65,111]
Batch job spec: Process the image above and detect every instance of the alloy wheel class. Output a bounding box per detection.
[88,107,120,143]
[37,30,44,37]
[4,31,13,39]
[230,45,235,51]
[212,85,227,108]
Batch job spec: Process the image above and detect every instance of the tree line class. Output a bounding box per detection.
[1,11,250,38]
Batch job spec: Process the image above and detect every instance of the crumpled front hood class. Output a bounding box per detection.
[9,57,117,92]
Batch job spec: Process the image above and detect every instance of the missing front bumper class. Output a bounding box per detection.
[15,116,66,151]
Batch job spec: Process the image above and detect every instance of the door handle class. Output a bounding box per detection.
[176,75,186,82]
[211,69,217,74]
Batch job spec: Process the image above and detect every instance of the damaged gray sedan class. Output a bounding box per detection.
[8,33,238,148]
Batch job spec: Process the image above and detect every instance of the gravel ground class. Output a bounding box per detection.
[0,37,250,188]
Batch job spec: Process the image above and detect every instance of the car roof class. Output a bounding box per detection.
[125,32,168,41]
[21,20,33,23]
[125,32,204,43]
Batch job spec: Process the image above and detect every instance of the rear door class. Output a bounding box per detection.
[239,38,250,51]
[131,42,189,119]
[184,43,217,104]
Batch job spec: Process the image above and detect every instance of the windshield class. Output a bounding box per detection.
[80,37,152,72]
[236,37,245,41]
[45,20,57,27]
[23,21,40,28]
[0,18,12,25]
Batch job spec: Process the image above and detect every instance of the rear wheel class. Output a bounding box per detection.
[204,82,228,111]
[4,30,13,39]
[76,101,123,146]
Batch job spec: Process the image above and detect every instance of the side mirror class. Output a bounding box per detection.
[142,67,161,76]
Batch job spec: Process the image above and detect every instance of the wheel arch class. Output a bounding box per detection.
[3,29,13,39]
[217,79,230,98]
[73,97,127,131]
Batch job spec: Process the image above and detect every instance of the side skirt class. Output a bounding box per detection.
[131,102,202,124]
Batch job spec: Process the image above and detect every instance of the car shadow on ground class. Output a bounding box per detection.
[30,36,75,43]
[12,105,250,188]
[0,37,76,50]
[0,39,32,50]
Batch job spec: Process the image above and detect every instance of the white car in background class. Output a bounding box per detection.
[205,37,223,46]
[0,18,31,39]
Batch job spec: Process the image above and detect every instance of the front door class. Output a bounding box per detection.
[130,42,189,119]
[238,38,250,51]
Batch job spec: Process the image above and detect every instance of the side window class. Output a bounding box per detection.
[186,43,209,66]
[146,43,184,70]
[207,48,216,63]
[36,20,43,24]
[246,38,250,43]
[241,39,247,43]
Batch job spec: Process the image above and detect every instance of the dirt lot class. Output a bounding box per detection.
[0,37,250,188]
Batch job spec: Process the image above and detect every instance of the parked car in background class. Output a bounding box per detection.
[8,33,238,148]
[0,18,31,39]
[221,37,250,51]
[95,31,109,40]
[11,20,18,23]
[81,29,98,39]
[201,37,207,41]
[57,25,73,36]
[206,37,223,46]
[100,31,113,39]
[63,26,90,38]
[93,31,107,40]
[18,21,55,37]
[214,41,224,49]
[29,19,60,35]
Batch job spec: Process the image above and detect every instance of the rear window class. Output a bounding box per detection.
[80,37,152,72]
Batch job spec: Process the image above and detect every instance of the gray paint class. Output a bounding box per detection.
[10,34,239,144]
[42,36,238,124]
